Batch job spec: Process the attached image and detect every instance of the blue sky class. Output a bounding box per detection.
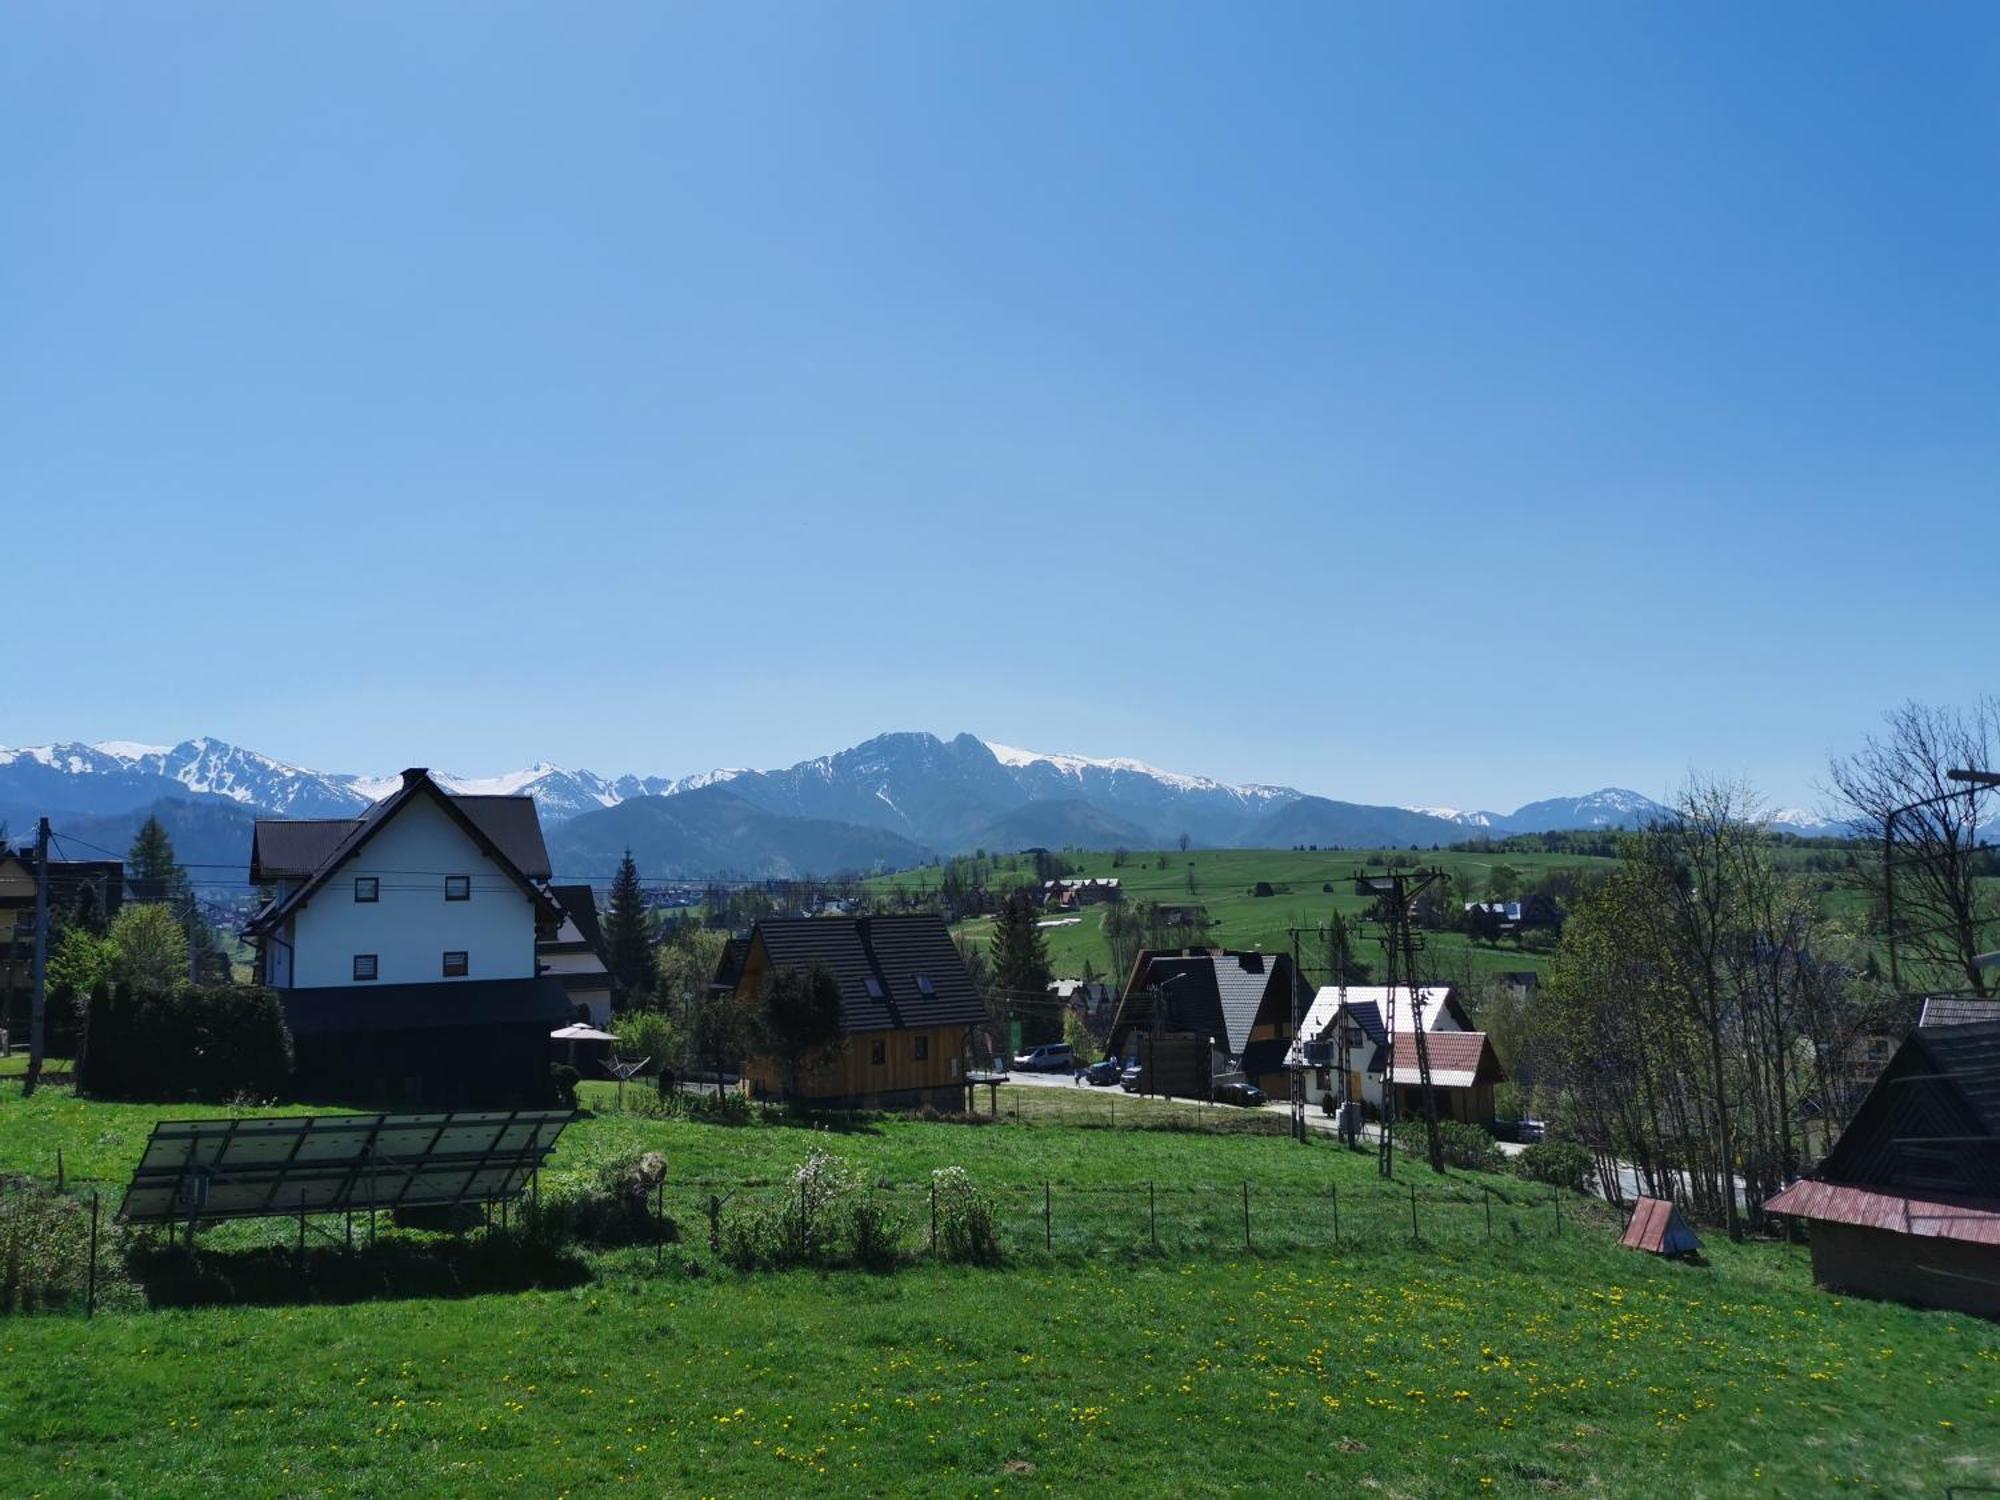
[4,3,1995,814]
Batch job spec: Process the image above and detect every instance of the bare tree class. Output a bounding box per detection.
[1830,698,1998,995]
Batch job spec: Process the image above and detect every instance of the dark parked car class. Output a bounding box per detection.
[1118,1061,1145,1093]
[1084,1058,1122,1086]
[1212,1081,1268,1108]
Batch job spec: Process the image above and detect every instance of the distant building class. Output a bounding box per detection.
[540,884,614,1027]
[245,769,572,1107]
[1287,985,1506,1123]
[1040,878,1122,910]
[1765,1020,2000,1321]
[1050,978,1116,1034]
[0,852,128,1048]
[1918,994,2000,1029]
[1105,949,1311,1095]
[718,915,986,1110]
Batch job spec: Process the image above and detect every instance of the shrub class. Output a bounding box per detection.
[0,1184,92,1313]
[81,983,292,1102]
[1394,1119,1503,1173]
[931,1167,999,1264]
[845,1193,905,1269]
[549,1064,580,1110]
[1513,1140,1593,1192]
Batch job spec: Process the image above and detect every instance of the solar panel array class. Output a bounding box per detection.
[117,1109,574,1225]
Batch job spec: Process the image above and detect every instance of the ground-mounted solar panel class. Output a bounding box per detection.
[116,1109,574,1226]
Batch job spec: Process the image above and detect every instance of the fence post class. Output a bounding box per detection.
[56,1148,64,1192]
[1409,1182,1419,1243]
[1044,1182,1052,1251]
[1243,1181,1251,1249]
[1149,1181,1157,1252]
[1330,1181,1339,1246]
[297,1189,307,1269]
[1554,1186,1562,1236]
[87,1190,99,1318]
[929,1180,938,1253]
[655,1179,665,1271]
[1109,1097,1115,1131]
[1483,1185,1492,1241]
[708,1194,722,1255]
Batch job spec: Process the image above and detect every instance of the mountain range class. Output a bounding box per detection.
[0,734,1848,880]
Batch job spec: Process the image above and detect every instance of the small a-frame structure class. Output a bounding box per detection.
[1620,1197,1701,1258]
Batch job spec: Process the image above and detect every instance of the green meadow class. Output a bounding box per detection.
[1,1079,1994,1497]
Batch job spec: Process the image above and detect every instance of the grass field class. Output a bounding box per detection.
[2,1079,1996,1496]
[870,846,1616,982]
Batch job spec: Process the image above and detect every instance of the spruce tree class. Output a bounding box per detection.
[989,891,1055,1043]
[604,849,658,1008]
[127,815,187,900]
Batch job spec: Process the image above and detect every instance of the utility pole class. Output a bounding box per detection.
[1355,868,1448,1176]
[1289,927,1307,1143]
[25,817,49,1096]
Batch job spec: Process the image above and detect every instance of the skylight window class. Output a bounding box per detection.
[863,977,885,1000]
[915,975,936,997]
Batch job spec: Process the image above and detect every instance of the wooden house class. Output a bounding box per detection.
[720,915,985,1110]
[1764,1020,2000,1321]
[1104,949,1311,1095]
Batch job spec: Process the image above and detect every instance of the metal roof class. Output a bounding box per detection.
[1370,1030,1507,1089]
[1620,1196,1702,1255]
[1763,1179,2000,1247]
[1918,995,2000,1029]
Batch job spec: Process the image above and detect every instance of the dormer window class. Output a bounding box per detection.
[354,877,379,903]
[445,876,471,902]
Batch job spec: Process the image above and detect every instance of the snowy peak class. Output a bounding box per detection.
[981,739,1295,805]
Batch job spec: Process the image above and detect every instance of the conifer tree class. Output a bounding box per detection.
[605,849,658,1008]
[127,815,187,900]
[989,891,1055,1043]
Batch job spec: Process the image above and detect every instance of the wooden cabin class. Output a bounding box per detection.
[721,916,985,1110]
[1765,1020,2000,1321]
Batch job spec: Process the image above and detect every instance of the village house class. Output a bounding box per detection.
[1765,1019,2000,1321]
[1287,985,1507,1123]
[539,884,615,1027]
[245,768,572,1107]
[1040,877,1122,910]
[718,914,985,1109]
[0,851,128,1051]
[1105,948,1311,1096]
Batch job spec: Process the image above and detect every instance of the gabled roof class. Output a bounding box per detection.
[544,884,609,961]
[737,915,985,1034]
[1621,1197,1702,1255]
[246,770,557,935]
[1108,949,1309,1057]
[1287,985,1466,1065]
[1918,995,2000,1029]
[1368,1030,1507,1090]
[1796,1020,2000,1205]
[1762,1179,2000,1246]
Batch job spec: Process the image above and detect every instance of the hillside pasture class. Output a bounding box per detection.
[0,1079,1994,1497]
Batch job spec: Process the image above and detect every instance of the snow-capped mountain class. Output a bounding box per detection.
[1500,787,1669,833]
[0,733,1847,872]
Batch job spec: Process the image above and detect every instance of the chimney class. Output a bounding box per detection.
[401,767,430,788]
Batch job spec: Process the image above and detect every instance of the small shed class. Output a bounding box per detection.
[1620,1196,1702,1257]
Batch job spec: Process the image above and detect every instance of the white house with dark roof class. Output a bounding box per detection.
[246,768,572,1106]
[1287,984,1506,1123]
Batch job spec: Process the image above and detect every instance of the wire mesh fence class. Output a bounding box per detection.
[3,1161,1620,1318]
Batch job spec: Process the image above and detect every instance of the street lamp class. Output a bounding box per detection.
[1884,768,1999,993]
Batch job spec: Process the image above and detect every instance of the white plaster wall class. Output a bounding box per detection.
[288,796,539,987]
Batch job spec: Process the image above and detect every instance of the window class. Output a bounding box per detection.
[444,875,471,902]
[913,1035,929,1062]
[352,954,378,982]
[353,877,379,903]
[863,976,885,1000]
[442,951,469,978]
[870,1040,886,1066]
[915,974,935,998]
